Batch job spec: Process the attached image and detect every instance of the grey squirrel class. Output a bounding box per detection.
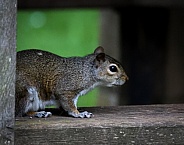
[15,46,128,118]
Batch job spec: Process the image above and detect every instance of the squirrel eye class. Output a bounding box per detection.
[109,65,118,72]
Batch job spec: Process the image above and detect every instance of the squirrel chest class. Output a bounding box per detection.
[15,47,128,118]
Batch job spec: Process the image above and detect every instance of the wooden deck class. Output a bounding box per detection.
[15,104,184,144]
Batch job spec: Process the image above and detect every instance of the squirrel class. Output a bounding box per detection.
[15,46,128,118]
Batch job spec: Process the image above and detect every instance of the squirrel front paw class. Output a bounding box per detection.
[68,111,93,118]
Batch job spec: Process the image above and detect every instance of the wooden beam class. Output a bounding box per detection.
[15,104,184,144]
[18,0,184,9]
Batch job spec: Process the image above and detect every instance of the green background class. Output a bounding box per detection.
[17,9,100,107]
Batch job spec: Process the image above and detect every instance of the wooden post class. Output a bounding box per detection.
[99,9,126,106]
[0,0,17,144]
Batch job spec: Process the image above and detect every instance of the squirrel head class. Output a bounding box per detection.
[93,46,128,87]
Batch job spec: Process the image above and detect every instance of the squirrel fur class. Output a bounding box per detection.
[15,46,128,118]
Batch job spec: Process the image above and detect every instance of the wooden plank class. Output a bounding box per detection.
[18,0,184,9]
[15,104,184,144]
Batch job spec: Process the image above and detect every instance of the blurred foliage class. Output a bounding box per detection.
[17,9,100,107]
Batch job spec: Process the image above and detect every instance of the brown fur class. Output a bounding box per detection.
[15,47,128,118]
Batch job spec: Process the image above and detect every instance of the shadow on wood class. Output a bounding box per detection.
[15,104,184,144]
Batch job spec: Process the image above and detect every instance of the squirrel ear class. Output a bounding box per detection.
[94,46,104,54]
[95,53,106,68]
[96,53,105,62]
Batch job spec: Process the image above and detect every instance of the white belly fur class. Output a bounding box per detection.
[25,87,58,113]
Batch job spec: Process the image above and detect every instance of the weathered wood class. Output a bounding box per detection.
[0,0,17,144]
[15,104,184,144]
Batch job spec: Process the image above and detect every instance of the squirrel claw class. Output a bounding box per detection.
[79,111,93,118]
[69,111,93,118]
[35,111,52,118]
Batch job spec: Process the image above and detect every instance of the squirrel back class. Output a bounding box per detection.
[16,46,128,118]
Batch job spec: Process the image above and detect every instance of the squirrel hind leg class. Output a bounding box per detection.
[26,87,52,118]
[25,87,52,118]
[24,87,40,112]
[26,111,52,118]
